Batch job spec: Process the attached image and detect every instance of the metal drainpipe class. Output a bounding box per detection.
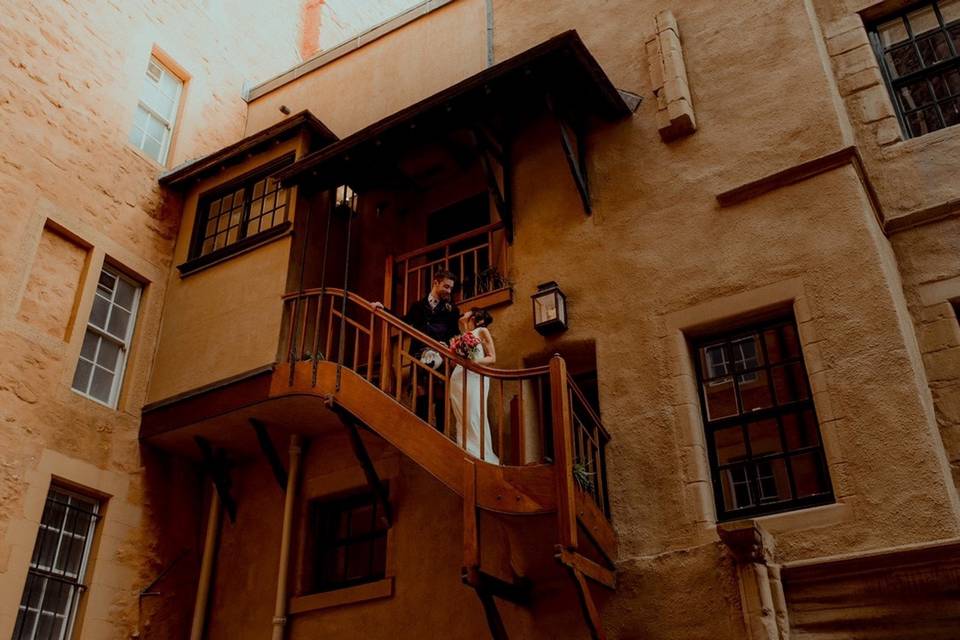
[189,488,221,640]
[271,435,303,640]
[485,0,494,67]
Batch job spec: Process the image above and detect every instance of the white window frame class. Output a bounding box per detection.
[14,487,100,640]
[129,56,182,164]
[71,265,141,409]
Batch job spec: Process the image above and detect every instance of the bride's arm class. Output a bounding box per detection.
[475,327,496,365]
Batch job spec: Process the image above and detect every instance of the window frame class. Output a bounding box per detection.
[13,486,100,640]
[868,0,960,138]
[184,153,295,269]
[308,490,390,594]
[129,55,184,165]
[692,317,834,521]
[70,265,142,409]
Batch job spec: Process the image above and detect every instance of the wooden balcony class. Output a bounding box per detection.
[141,287,616,638]
[388,222,511,316]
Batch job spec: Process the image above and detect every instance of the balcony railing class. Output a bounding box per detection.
[281,288,610,516]
[389,222,508,316]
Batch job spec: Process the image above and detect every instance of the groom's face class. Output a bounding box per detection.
[433,278,454,301]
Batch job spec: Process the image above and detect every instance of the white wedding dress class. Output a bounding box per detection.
[449,329,500,464]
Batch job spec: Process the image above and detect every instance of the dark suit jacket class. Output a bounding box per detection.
[402,297,461,357]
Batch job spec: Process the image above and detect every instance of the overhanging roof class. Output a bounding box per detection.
[275,30,637,189]
[159,110,337,188]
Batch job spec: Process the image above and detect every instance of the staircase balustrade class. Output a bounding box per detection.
[281,288,610,517]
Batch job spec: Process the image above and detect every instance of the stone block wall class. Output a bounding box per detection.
[0,1,301,637]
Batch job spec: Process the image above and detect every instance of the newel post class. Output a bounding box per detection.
[379,255,395,392]
[550,354,578,550]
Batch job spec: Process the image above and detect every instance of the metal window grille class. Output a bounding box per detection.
[869,0,960,138]
[192,157,292,259]
[692,318,834,521]
[70,266,141,408]
[128,56,183,164]
[13,488,100,640]
[311,492,389,592]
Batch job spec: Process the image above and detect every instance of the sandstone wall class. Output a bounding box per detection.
[0,1,301,637]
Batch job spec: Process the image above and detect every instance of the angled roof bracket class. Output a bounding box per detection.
[194,435,238,523]
[469,125,514,243]
[546,93,591,215]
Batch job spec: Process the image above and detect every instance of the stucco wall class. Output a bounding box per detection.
[0,1,301,638]
[244,0,487,138]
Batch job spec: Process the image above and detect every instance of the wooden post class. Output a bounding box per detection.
[271,435,302,640]
[380,256,394,392]
[550,355,577,550]
[462,458,479,579]
[189,488,221,640]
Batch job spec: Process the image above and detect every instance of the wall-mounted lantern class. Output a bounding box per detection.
[334,184,357,214]
[532,281,567,335]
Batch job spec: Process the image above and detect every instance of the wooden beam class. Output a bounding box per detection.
[555,547,616,589]
[335,407,393,526]
[546,94,591,214]
[249,419,288,492]
[194,436,237,523]
[469,127,513,244]
[568,567,607,640]
[463,459,480,572]
[475,588,510,640]
[550,355,578,550]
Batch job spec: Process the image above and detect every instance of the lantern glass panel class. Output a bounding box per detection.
[535,292,558,325]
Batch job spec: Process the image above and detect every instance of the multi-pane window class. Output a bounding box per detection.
[191,158,292,259]
[310,492,389,592]
[71,266,141,407]
[128,56,183,164]
[13,487,100,640]
[870,0,960,138]
[693,318,833,520]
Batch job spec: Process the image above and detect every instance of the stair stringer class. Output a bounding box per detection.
[271,361,557,516]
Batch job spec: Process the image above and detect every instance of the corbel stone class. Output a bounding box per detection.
[718,520,789,640]
[645,10,697,142]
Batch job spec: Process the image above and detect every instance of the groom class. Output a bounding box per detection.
[374,270,460,430]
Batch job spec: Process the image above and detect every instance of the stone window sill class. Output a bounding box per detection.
[459,287,512,311]
[176,222,291,278]
[721,501,852,536]
[288,577,394,614]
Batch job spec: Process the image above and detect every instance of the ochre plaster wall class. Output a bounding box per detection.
[184,1,960,637]
[0,2,301,638]
[147,139,304,403]
[244,0,487,138]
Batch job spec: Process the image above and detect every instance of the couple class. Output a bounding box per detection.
[397,270,500,464]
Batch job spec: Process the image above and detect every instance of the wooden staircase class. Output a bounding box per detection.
[277,288,617,639]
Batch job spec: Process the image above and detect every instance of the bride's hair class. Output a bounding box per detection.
[471,308,493,328]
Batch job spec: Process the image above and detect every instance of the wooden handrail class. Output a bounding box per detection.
[567,376,610,442]
[395,222,504,262]
[283,288,548,380]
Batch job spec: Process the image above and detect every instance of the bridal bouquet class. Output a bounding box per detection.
[450,332,482,361]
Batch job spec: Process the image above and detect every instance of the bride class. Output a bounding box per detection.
[449,308,499,464]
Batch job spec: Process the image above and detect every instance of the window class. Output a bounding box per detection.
[870,0,960,138]
[128,56,183,164]
[71,266,141,407]
[693,318,833,520]
[189,156,292,260]
[310,492,389,592]
[13,487,100,640]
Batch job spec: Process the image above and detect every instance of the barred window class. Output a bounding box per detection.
[310,491,389,592]
[13,487,100,640]
[190,156,292,260]
[71,265,141,408]
[693,318,833,520]
[870,0,960,137]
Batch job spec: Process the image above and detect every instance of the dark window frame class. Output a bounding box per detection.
[309,490,390,593]
[185,153,295,265]
[692,317,834,521]
[868,0,960,138]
